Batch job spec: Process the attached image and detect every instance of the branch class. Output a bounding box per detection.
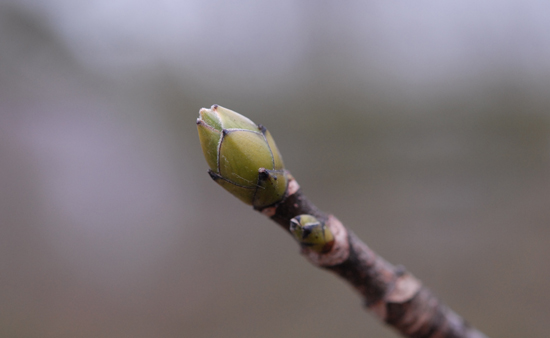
[261,174,487,338]
[196,105,488,338]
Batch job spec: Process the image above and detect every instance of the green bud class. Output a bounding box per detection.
[289,215,335,253]
[197,105,287,209]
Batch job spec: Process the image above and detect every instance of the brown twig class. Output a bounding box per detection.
[258,172,488,338]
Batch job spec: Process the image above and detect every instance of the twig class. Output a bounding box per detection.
[259,173,488,338]
[197,105,488,338]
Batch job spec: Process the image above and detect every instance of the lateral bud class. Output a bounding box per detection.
[289,214,335,253]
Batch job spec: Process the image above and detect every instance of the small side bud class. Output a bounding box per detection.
[289,215,335,253]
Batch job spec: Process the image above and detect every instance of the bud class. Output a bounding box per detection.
[289,215,335,253]
[197,105,287,209]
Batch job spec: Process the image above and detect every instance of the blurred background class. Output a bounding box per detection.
[1,1,549,337]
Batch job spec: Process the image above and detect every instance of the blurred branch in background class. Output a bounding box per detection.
[1,1,549,338]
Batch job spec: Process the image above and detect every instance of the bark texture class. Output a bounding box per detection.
[258,173,488,338]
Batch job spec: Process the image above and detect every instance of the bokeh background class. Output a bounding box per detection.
[1,1,549,337]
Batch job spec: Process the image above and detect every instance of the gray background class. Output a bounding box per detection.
[1,1,549,337]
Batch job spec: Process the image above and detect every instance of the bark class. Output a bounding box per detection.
[257,172,488,338]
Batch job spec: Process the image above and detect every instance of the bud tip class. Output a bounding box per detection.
[208,169,221,181]
[258,124,267,134]
[258,168,268,180]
